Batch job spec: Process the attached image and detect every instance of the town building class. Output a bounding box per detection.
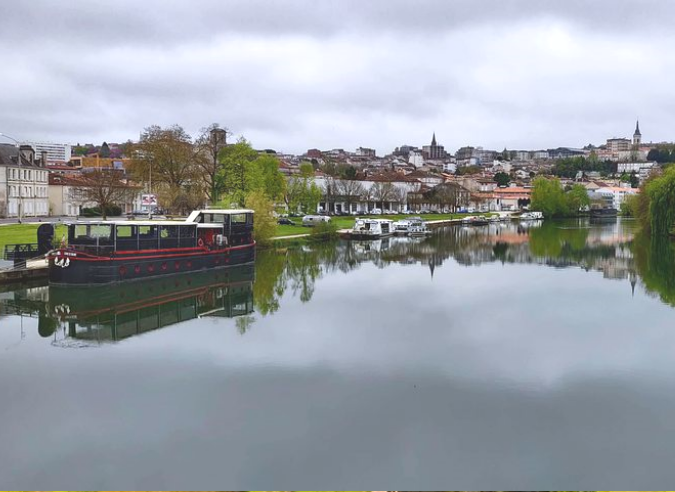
[422,133,447,160]
[21,141,71,164]
[0,144,50,218]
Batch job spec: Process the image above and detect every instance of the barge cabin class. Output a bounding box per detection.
[49,209,255,285]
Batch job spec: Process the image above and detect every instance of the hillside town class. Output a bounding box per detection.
[0,120,667,220]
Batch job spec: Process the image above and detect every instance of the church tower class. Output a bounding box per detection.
[633,120,641,146]
[431,132,437,146]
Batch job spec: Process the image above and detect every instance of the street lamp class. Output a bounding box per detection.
[0,132,20,145]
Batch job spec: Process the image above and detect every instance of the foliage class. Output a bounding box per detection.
[80,205,122,217]
[194,123,229,203]
[286,165,322,214]
[455,165,482,176]
[647,146,675,164]
[644,166,675,236]
[129,124,203,212]
[565,184,591,214]
[244,190,278,247]
[530,178,589,217]
[73,169,137,220]
[620,193,639,217]
[217,139,286,207]
[309,220,339,241]
[530,177,568,217]
[552,156,617,178]
[494,171,510,187]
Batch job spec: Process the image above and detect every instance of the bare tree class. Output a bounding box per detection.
[335,179,364,213]
[369,182,398,209]
[429,182,470,212]
[194,123,230,204]
[73,169,138,219]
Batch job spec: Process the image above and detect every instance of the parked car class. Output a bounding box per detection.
[302,215,332,227]
[370,208,382,215]
[278,217,295,225]
[127,210,149,220]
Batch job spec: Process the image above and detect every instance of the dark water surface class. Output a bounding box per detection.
[3,218,675,489]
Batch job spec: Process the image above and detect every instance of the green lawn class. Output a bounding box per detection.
[0,223,68,255]
[275,212,496,237]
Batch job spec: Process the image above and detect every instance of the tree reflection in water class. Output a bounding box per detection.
[4,218,675,343]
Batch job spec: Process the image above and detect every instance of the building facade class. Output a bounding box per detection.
[21,141,71,164]
[0,144,50,218]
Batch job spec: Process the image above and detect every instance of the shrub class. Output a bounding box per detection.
[309,220,339,241]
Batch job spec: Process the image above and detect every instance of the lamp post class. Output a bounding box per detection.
[0,133,23,222]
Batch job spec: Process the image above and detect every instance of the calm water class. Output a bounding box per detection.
[3,218,675,489]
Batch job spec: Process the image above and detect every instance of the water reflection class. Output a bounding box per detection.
[4,218,675,344]
[1,265,254,346]
[253,218,648,313]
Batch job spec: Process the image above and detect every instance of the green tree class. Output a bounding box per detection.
[245,190,277,246]
[494,172,510,187]
[645,166,675,236]
[217,138,259,205]
[530,177,567,217]
[565,184,590,214]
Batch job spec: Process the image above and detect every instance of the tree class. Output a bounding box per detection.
[245,190,277,246]
[565,184,590,214]
[73,169,137,220]
[130,125,202,212]
[369,182,398,209]
[217,138,259,205]
[494,172,510,187]
[335,179,365,213]
[194,123,229,204]
[643,166,675,236]
[530,177,567,218]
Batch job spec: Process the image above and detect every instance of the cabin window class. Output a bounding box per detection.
[159,225,180,249]
[231,213,247,224]
[138,225,158,250]
[211,214,225,223]
[115,225,137,251]
[71,224,113,245]
[179,225,197,247]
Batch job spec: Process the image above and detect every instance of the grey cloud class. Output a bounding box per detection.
[1,0,675,153]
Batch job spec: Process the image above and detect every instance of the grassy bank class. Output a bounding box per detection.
[277,212,496,237]
[0,223,68,254]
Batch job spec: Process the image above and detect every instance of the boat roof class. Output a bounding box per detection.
[197,209,254,214]
[65,220,195,226]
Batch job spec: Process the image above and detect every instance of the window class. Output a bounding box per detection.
[116,225,134,238]
[231,213,247,224]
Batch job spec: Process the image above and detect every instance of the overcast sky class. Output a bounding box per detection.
[1,0,674,155]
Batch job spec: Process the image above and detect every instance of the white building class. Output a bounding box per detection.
[409,149,424,168]
[617,161,655,173]
[22,141,72,163]
[595,186,638,210]
[0,144,50,218]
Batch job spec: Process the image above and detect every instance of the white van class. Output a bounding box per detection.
[302,215,331,227]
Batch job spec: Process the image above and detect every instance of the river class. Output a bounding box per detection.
[2,218,675,489]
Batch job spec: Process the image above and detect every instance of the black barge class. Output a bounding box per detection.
[48,209,255,285]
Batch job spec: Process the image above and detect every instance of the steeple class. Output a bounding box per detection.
[431,132,437,146]
[633,120,641,146]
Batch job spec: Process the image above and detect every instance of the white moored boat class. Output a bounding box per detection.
[350,218,394,239]
[519,211,544,220]
[393,217,430,236]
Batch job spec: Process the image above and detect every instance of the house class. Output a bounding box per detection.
[594,186,638,210]
[48,173,143,217]
[0,144,50,218]
[493,186,533,211]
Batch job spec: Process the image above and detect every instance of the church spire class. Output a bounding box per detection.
[634,120,641,136]
[431,132,437,146]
